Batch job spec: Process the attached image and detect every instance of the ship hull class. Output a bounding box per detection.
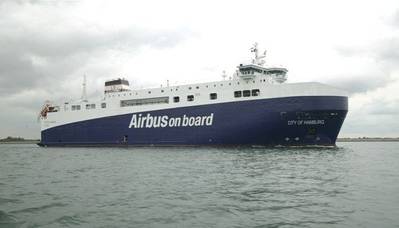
[39,96,348,147]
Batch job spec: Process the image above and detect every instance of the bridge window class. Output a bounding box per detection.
[71,105,81,111]
[243,90,251,97]
[234,91,242,98]
[252,89,260,96]
[121,96,169,107]
[187,95,194,101]
[48,106,59,113]
[86,104,96,109]
[101,103,106,108]
[173,96,180,103]
[210,93,217,100]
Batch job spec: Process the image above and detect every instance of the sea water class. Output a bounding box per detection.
[0,142,398,228]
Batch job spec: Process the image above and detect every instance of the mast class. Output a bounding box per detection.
[81,75,88,102]
[250,42,266,65]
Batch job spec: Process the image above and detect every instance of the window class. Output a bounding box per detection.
[196,86,199,89]
[71,105,81,111]
[173,96,180,103]
[252,89,260,96]
[189,87,192,90]
[101,103,106,108]
[161,90,164,93]
[48,106,59,113]
[121,96,169,107]
[234,91,242,98]
[187,95,194,102]
[86,104,95,109]
[243,90,251,97]
[210,93,217,100]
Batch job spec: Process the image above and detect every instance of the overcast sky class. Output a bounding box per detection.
[0,0,398,138]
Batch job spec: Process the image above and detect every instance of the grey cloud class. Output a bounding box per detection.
[390,9,399,28]
[0,2,193,138]
[327,73,394,94]
[0,6,191,95]
[368,99,399,115]
[333,36,399,94]
[335,38,399,64]
[374,38,399,65]
[334,46,367,58]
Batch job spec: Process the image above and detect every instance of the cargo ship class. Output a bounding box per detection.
[38,43,348,147]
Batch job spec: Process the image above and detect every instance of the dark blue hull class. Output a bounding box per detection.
[39,96,348,147]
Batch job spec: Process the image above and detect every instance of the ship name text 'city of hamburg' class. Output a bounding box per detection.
[38,43,348,147]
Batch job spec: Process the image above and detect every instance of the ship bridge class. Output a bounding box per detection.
[104,78,131,93]
[237,43,288,83]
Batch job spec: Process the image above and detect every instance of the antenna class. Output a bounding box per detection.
[222,70,227,80]
[250,42,258,64]
[81,75,88,102]
[250,42,267,65]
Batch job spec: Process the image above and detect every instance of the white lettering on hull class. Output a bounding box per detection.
[129,113,214,129]
[287,120,325,126]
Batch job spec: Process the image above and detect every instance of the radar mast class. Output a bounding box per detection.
[250,42,267,66]
[81,75,88,102]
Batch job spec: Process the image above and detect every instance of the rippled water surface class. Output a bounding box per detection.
[1,142,399,228]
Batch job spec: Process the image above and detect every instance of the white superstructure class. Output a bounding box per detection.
[40,43,347,131]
